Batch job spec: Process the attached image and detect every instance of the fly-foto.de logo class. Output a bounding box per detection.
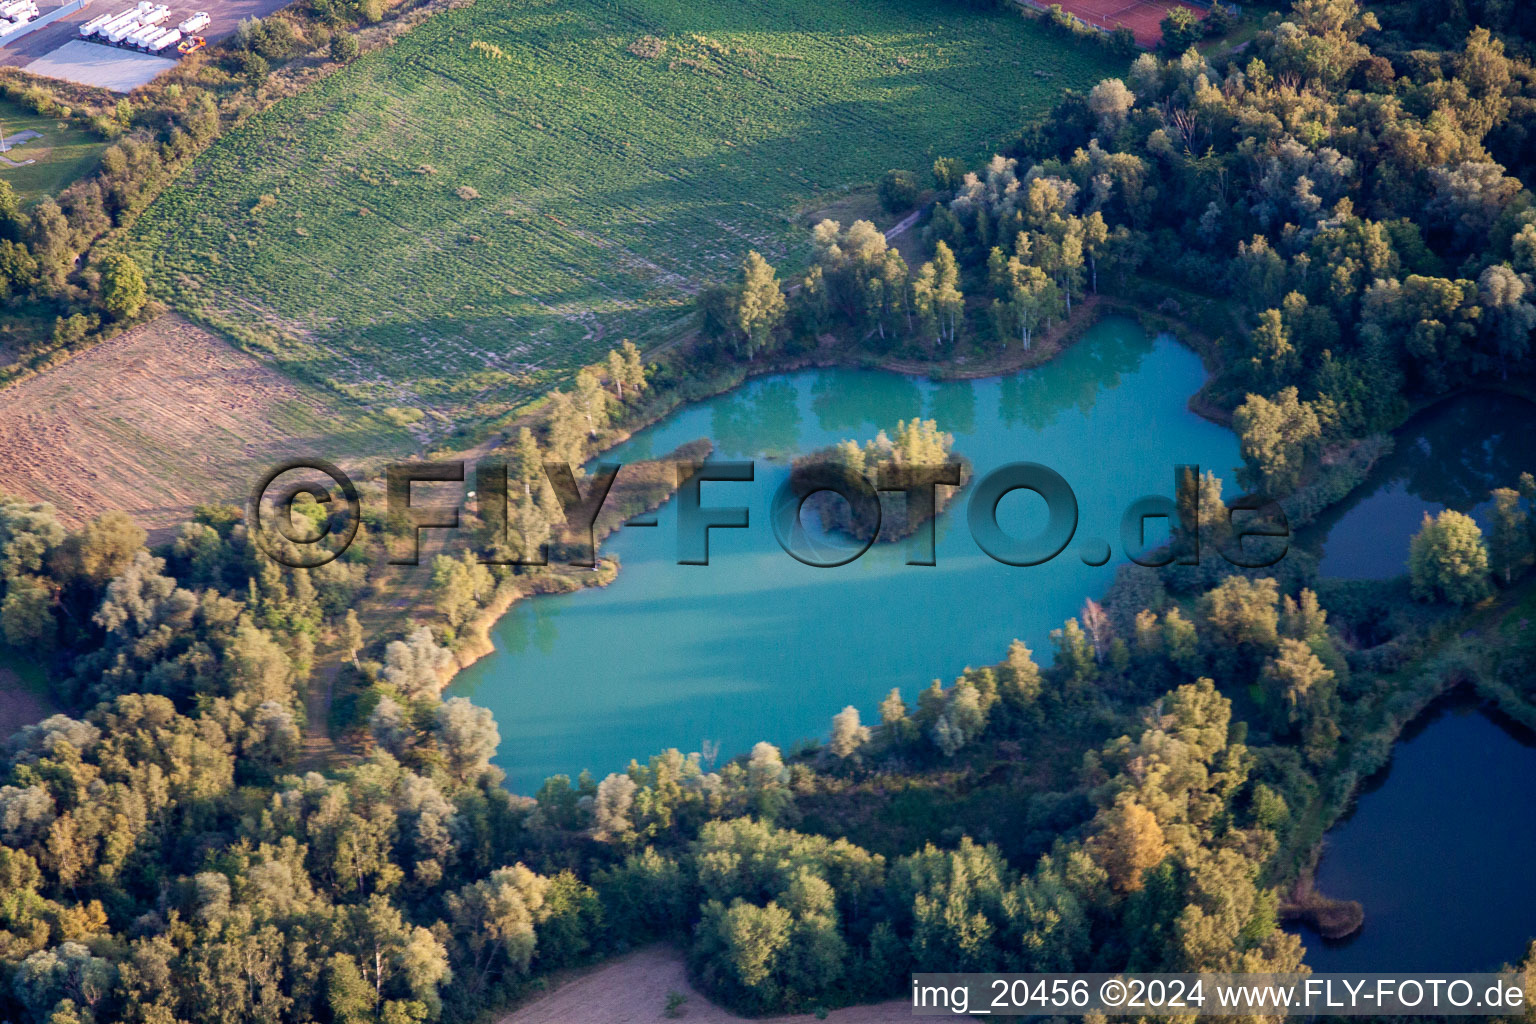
[248,458,1290,571]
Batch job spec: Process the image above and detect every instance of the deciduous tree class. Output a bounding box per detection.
[1409,509,1492,604]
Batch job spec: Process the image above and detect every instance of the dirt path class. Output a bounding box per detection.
[299,642,343,770]
[883,204,926,240]
[498,946,910,1024]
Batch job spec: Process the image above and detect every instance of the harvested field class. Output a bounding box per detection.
[500,946,909,1024]
[0,313,407,536]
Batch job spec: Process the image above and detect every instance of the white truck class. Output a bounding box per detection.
[104,17,141,42]
[127,22,161,45]
[79,12,115,35]
[176,10,207,32]
[95,0,151,35]
[136,4,169,28]
[147,26,179,50]
[96,7,147,41]
[1,3,38,26]
[109,3,163,42]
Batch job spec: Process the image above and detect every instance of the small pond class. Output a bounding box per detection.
[1310,392,1536,579]
[1292,698,1536,971]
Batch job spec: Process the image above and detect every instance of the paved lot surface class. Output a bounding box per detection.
[20,38,176,90]
[0,128,43,166]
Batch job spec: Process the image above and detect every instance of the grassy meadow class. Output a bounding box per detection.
[131,0,1118,428]
[0,97,110,207]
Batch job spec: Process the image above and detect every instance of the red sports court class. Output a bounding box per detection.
[1053,0,1208,48]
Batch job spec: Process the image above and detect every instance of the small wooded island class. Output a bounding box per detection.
[794,418,970,543]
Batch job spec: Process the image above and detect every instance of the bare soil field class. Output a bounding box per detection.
[0,313,400,537]
[499,946,910,1024]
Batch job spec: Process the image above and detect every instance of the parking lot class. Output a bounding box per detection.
[20,38,175,89]
[0,0,295,88]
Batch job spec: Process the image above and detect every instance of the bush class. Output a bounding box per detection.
[234,16,259,48]
[1159,7,1202,52]
[1409,510,1493,605]
[383,406,424,427]
[877,169,919,213]
[1203,4,1233,36]
[1045,3,1078,32]
[52,313,97,346]
[331,32,359,61]
[627,35,666,58]
[309,0,347,25]
[931,156,965,193]
[98,253,147,320]
[234,50,271,83]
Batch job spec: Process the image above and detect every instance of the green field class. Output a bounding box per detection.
[0,97,109,207]
[132,0,1117,425]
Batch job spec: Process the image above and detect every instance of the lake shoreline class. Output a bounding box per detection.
[427,299,1124,684]
[1279,876,1365,941]
[439,304,1536,972]
[428,269,1290,715]
[443,315,1242,789]
[428,297,1144,702]
[438,438,715,681]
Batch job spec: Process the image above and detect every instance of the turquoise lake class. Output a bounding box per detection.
[449,317,1243,791]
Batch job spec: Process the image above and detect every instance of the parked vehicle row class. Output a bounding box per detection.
[0,0,40,34]
[79,2,207,55]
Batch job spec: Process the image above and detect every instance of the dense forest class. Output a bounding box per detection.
[6,0,1536,1021]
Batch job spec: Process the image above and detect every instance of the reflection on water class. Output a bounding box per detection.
[928,380,977,436]
[1312,392,1536,579]
[809,370,924,437]
[492,597,563,659]
[712,379,804,459]
[449,317,1243,791]
[1292,698,1536,971]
